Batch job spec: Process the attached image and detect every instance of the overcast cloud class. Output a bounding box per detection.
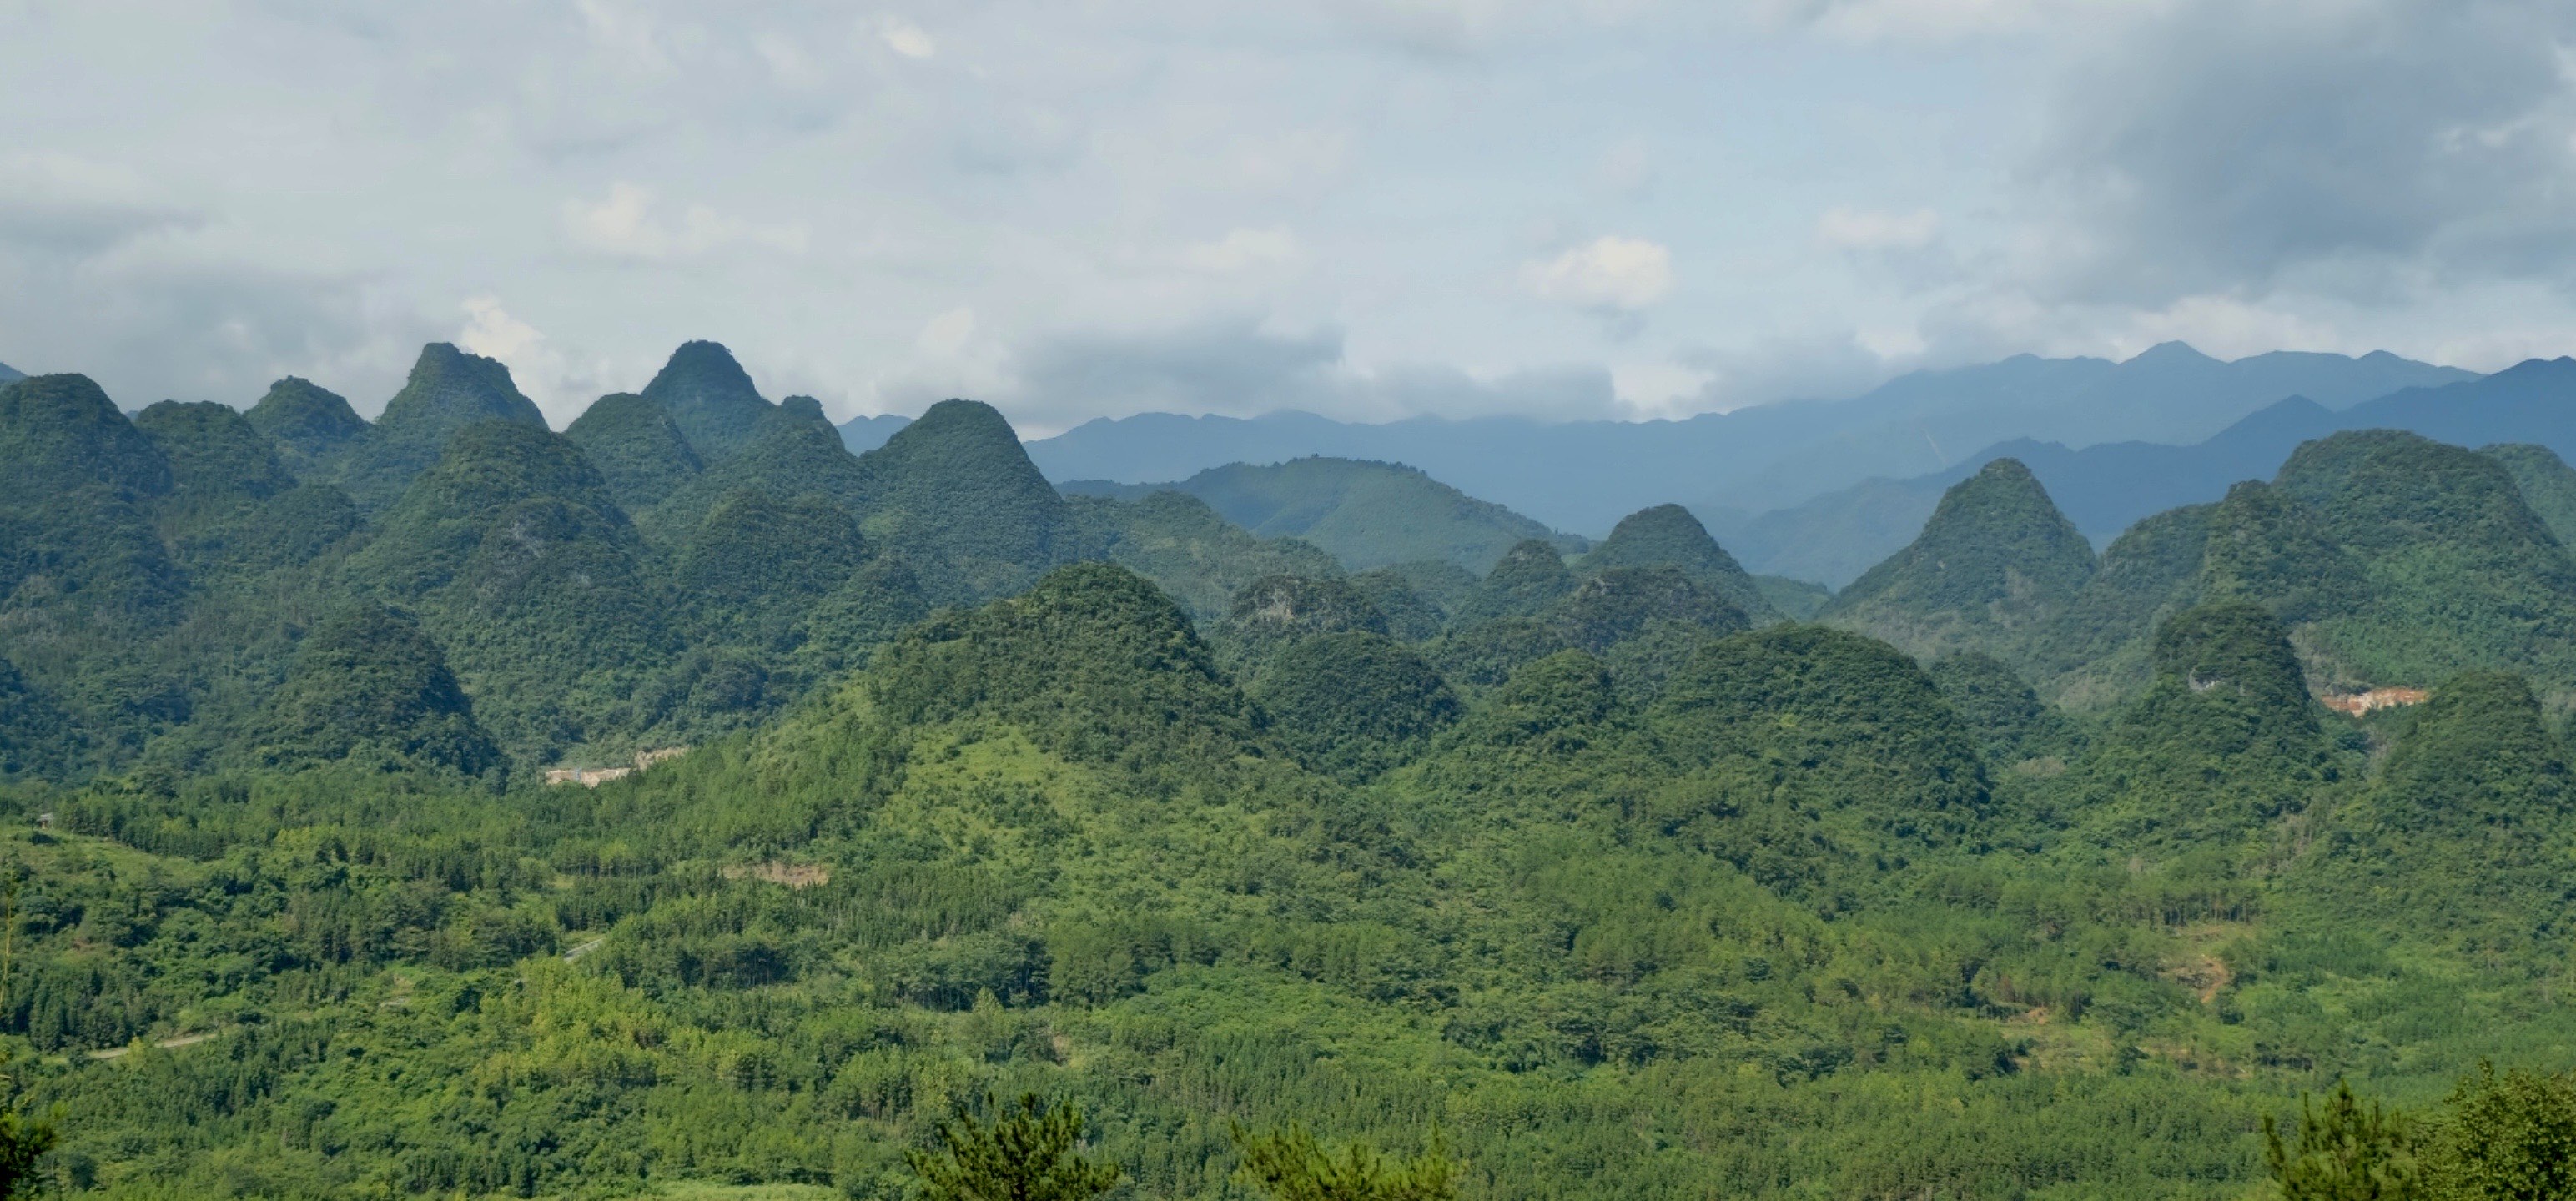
[1,0,2571,430]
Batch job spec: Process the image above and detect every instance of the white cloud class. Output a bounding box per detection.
[1522,236,1673,312]
[878,17,936,59]
[917,305,977,356]
[458,296,608,422]
[1183,227,1301,273]
[561,183,809,260]
[1816,206,1940,252]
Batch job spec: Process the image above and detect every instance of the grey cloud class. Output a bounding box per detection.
[2026,0,2576,304]
[0,225,432,410]
[984,316,1623,430]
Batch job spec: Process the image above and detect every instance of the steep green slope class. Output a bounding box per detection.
[677,489,872,646]
[350,420,670,761]
[244,376,366,481]
[1927,651,2079,766]
[562,391,704,514]
[848,399,1081,601]
[641,399,868,543]
[1450,539,1577,625]
[2272,430,2576,692]
[133,400,294,505]
[2480,442,2576,550]
[0,374,169,505]
[1068,456,1584,573]
[1211,573,1391,678]
[246,600,501,777]
[1068,491,1341,622]
[2307,670,2576,952]
[337,344,548,510]
[639,339,777,460]
[1824,459,2096,662]
[2071,601,2329,855]
[1582,504,1779,622]
[1247,631,1460,782]
[0,655,80,778]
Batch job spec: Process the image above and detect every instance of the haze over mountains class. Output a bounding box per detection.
[1020,344,2475,535]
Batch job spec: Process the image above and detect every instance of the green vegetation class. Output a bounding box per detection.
[564,392,705,514]
[1068,458,1585,573]
[1069,491,1341,621]
[243,377,366,482]
[849,399,1081,602]
[336,344,549,511]
[7,344,2576,1198]
[1580,504,1779,622]
[1825,458,2097,662]
[641,340,780,461]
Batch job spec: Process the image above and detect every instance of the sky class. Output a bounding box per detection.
[2,0,2573,432]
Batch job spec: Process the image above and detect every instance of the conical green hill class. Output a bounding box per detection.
[132,400,294,507]
[2196,480,2363,626]
[848,399,1079,601]
[1548,565,1749,654]
[2480,442,2576,548]
[0,374,169,505]
[566,392,704,515]
[2034,503,2215,705]
[2081,601,2326,852]
[1450,539,1576,625]
[354,420,628,600]
[1346,567,1446,641]
[2314,670,2576,949]
[678,490,870,640]
[1824,458,2096,661]
[641,403,867,543]
[1247,631,1459,782]
[640,340,775,459]
[866,563,1261,771]
[249,601,501,776]
[340,343,548,510]
[1212,573,1388,680]
[1068,490,1342,622]
[1583,504,1779,621]
[2272,430,2576,688]
[1652,625,1989,846]
[244,376,366,480]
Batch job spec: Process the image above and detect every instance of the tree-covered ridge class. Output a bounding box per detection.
[848,399,1083,602]
[243,376,366,482]
[1580,503,1780,622]
[1065,456,1587,574]
[10,339,2576,1197]
[1825,458,2097,662]
[2479,442,2576,550]
[562,391,704,514]
[335,343,548,511]
[639,339,777,460]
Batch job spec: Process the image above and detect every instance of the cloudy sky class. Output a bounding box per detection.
[3,0,2573,430]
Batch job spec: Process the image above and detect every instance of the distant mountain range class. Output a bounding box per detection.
[1019,344,2474,533]
[1064,457,1586,574]
[0,361,22,384]
[1723,357,2576,585]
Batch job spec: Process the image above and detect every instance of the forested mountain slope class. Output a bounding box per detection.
[1064,457,1586,573]
[3,340,2575,1199]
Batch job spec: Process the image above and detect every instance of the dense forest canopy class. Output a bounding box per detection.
[0,341,2573,1198]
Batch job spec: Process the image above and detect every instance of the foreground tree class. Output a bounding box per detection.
[908,1093,1122,1201]
[2422,1063,2576,1201]
[2264,1080,2421,1200]
[1232,1123,1457,1201]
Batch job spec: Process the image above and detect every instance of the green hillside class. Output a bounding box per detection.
[1581,503,1779,622]
[848,399,1081,601]
[1824,458,2097,661]
[641,339,778,460]
[1067,457,1585,573]
[6,344,2576,1198]
[2482,442,2576,548]
[243,376,366,481]
[337,344,549,510]
[564,391,705,514]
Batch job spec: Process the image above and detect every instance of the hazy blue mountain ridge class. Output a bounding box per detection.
[1024,344,2472,532]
